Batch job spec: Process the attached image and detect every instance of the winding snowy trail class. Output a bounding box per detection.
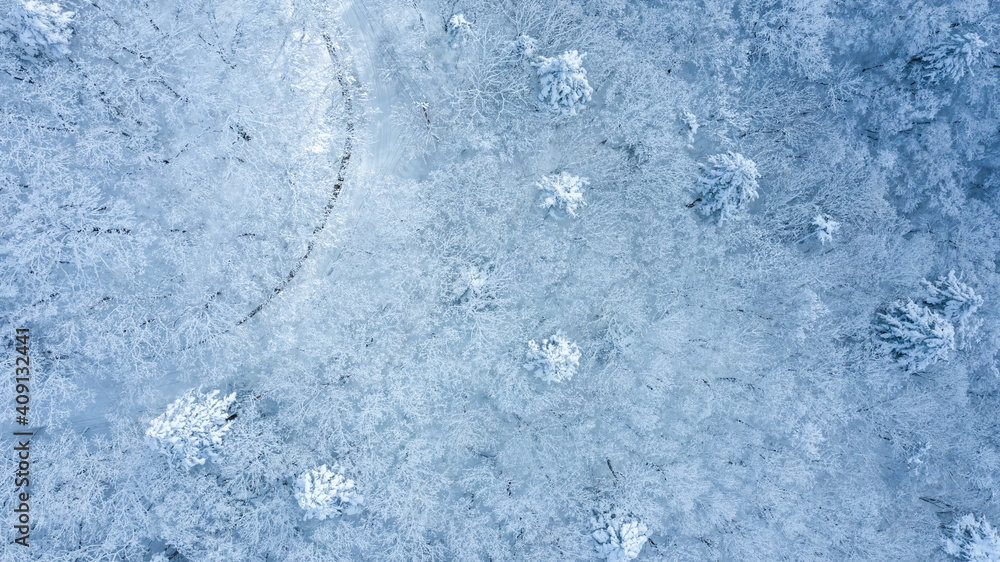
[68,9,384,434]
[234,33,356,328]
[341,0,412,177]
[230,0,421,329]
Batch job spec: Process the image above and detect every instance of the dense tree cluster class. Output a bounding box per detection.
[5,0,1000,559]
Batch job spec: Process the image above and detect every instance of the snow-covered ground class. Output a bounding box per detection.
[3,0,1000,560]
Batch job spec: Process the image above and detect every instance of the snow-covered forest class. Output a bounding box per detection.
[2,0,1000,559]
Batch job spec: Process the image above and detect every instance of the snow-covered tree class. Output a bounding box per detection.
[591,511,649,562]
[921,271,984,348]
[1,0,74,58]
[535,50,593,116]
[922,270,983,327]
[146,389,237,469]
[944,514,1000,561]
[906,442,932,476]
[537,171,587,218]
[695,152,760,223]
[812,214,840,245]
[875,299,955,372]
[695,152,761,222]
[294,464,364,520]
[525,333,581,383]
[919,31,988,84]
[447,14,472,49]
[514,33,538,59]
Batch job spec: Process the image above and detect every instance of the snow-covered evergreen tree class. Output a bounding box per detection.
[1,0,73,58]
[944,514,1000,561]
[591,511,649,562]
[919,31,988,84]
[537,171,587,218]
[146,389,237,469]
[294,464,364,520]
[525,333,581,383]
[535,50,593,116]
[922,270,983,327]
[812,214,840,245]
[876,299,955,372]
[695,152,761,223]
[921,270,984,348]
[446,14,472,49]
[514,33,538,59]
